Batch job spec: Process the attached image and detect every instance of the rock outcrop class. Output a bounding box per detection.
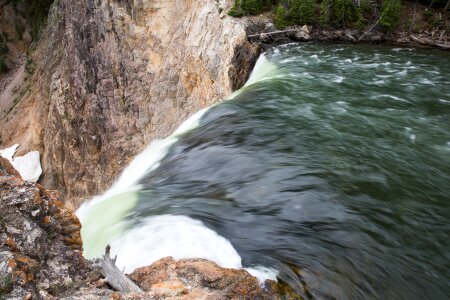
[0,0,260,207]
[128,257,278,300]
[0,156,93,298]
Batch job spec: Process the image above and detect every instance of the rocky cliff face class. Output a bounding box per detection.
[0,0,259,206]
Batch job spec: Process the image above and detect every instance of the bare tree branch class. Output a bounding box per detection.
[96,245,143,293]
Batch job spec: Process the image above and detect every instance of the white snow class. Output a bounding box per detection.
[0,144,19,162]
[0,144,42,182]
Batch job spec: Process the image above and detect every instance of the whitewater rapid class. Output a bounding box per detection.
[76,55,278,282]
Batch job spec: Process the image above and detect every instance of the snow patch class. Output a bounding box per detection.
[0,144,42,182]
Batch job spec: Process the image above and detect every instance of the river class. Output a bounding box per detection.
[78,43,450,299]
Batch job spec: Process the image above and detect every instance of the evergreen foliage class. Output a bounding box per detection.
[227,0,449,32]
[289,0,315,25]
[332,0,360,27]
[229,0,274,17]
[319,0,332,26]
[0,34,8,74]
[379,0,401,31]
[274,4,288,28]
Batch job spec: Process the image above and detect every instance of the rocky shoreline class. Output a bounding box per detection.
[244,18,449,51]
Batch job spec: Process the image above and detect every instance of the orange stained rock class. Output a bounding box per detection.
[6,237,17,250]
[32,190,42,205]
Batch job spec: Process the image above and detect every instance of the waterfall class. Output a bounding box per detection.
[76,54,278,282]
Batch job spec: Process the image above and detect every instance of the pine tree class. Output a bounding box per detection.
[379,0,401,31]
[289,0,315,25]
[275,3,288,28]
[319,0,332,27]
[332,0,359,27]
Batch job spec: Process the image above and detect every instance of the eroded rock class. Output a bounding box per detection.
[129,257,279,300]
[0,156,96,298]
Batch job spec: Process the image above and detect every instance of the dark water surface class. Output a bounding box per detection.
[131,44,450,299]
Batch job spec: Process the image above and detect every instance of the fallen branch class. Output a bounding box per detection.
[359,17,381,41]
[247,29,302,39]
[97,245,143,293]
[409,34,450,49]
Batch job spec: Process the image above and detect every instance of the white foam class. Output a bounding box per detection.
[245,266,278,283]
[392,48,413,52]
[110,215,242,273]
[111,139,175,193]
[387,95,407,102]
[363,63,380,68]
[244,53,278,87]
[333,76,344,83]
[404,128,416,143]
[228,52,280,100]
[372,79,386,85]
[419,78,434,85]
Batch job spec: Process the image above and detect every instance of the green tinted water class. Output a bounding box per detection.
[82,43,450,299]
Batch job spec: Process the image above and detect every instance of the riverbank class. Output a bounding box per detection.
[244,17,449,51]
[249,26,450,51]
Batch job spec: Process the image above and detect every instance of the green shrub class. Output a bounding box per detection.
[319,0,332,26]
[228,0,271,17]
[379,0,401,31]
[359,0,375,15]
[289,0,315,25]
[332,0,360,27]
[274,3,288,28]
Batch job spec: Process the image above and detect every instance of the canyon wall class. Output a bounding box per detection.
[0,0,259,206]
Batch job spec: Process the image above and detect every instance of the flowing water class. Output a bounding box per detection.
[78,43,450,299]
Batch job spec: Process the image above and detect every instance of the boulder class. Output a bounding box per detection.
[293,30,311,41]
[129,257,279,299]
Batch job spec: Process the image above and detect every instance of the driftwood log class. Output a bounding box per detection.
[409,34,450,49]
[96,245,143,293]
[247,29,302,39]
